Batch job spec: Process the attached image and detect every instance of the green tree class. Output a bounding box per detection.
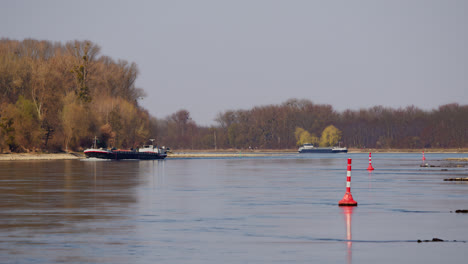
[294,127,306,144]
[0,116,16,152]
[294,127,319,146]
[0,97,42,151]
[319,125,342,147]
[69,41,100,104]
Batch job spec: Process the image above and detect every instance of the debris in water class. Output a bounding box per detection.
[420,164,440,167]
[443,178,468,181]
[417,238,444,243]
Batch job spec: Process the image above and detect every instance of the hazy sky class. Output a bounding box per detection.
[2,0,467,125]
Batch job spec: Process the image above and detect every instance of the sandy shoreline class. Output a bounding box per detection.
[167,152,288,158]
[0,153,84,161]
[0,152,290,160]
[445,158,468,162]
[0,149,466,161]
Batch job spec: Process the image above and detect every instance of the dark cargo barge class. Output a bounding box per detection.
[84,139,168,160]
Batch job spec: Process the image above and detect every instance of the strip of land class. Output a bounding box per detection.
[348,148,468,153]
[168,152,288,158]
[445,158,468,162]
[0,148,466,161]
[0,153,83,161]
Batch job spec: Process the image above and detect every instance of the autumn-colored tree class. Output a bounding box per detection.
[108,105,123,147]
[1,39,467,152]
[164,109,197,148]
[99,123,116,148]
[61,93,95,151]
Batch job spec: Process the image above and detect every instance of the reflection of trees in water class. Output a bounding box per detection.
[0,160,141,232]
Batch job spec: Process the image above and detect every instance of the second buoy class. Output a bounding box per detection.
[367,152,374,171]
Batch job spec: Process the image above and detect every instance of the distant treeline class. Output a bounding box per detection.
[0,39,466,152]
[209,99,467,149]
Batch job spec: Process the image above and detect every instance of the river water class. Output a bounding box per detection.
[0,153,467,263]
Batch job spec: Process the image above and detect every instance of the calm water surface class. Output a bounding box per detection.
[1,153,467,263]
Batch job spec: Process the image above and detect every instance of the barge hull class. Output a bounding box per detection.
[84,150,167,160]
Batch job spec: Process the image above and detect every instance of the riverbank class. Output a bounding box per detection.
[0,148,466,160]
[171,148,468,156]
[0,153,83,161]
[348,148,468,153]
[445,158,468,162]
[167,152,288,158]
[0,151,290,160]
[172,148,468,154]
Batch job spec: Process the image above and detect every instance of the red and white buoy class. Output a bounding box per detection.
[339,158,357,206]
[422,151,426,163]
[367,152,374,171]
